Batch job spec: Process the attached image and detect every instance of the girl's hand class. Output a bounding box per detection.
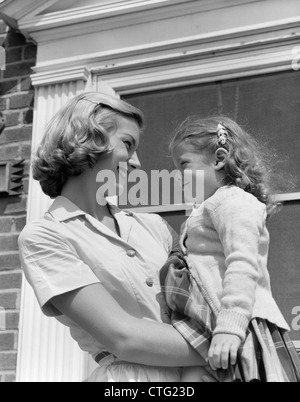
[208,334,241,371]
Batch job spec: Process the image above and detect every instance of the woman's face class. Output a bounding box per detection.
[108,115,141,168]
[94,115,141,197]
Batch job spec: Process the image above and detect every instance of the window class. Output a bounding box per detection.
[124,70,300,344]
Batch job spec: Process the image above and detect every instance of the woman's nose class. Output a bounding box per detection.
[128,152,141,172]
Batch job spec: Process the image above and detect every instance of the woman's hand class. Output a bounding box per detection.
[208,334,241,371]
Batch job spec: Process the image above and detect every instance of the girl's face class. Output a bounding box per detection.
[172,141,223,203]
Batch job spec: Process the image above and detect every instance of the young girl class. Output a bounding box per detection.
[161,116,300,382]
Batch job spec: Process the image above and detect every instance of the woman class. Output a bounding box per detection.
[18,92,208,382]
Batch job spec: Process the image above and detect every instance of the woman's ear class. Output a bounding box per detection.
[214,148,229,171]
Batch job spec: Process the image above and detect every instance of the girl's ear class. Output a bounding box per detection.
[214,148,229,171]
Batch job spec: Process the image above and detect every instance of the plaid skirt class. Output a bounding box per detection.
[160,254,300,382]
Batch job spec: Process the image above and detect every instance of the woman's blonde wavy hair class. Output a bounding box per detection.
[170,115,283,217]
[33,92,144,199]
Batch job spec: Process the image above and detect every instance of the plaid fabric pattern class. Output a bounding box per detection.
[160,253,237,382]
[160,254,300,382]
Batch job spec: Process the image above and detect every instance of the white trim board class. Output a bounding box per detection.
[126,204,192,214]
[31,16,300,73]
[18,0,263,33]
[294,341,300,352]
[274,193,300,203]
[30,32,300,87]
[125,193,300,215]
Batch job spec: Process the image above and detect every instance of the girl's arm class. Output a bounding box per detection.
[208,194,265,370]
[51,282,206,368]
[210,195,265,339]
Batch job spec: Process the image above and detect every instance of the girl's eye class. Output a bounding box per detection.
[123,141,132,150]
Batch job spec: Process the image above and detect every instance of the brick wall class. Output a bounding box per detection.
[0,20,36,382]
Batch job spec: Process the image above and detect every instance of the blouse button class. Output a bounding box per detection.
[127,250,136,258]
[146,277,154,287]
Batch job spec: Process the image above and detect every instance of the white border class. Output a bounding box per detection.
[14,0,300,381]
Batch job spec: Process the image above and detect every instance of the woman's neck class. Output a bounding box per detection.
[61,173,108,219]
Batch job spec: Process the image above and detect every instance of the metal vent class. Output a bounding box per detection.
[0,160,24,196]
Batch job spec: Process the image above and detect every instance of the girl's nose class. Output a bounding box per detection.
[128,152,142,172]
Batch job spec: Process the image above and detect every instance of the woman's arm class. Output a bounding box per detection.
[51,283,206,368]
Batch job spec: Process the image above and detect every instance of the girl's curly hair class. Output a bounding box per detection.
[33,92,144,199]
[170,115,289,217]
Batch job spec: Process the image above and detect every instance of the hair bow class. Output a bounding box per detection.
[217,123,228,146]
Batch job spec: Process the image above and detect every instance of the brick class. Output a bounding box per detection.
[0,272,22,288]
[0,332,15,351]
[4,311,20,330]
[20,143,32,159]
[3,61,35,80]
[1,126,32,143]
[0,292,19,309]
[23,160,31,176]
[9,92,34,109]
[23,45,37,60]
[22,178,29,194]
[6,48,22,64]
[0,143,20,160]
[0,272,22,290]
[0,234,19,252]
[23,109,33,124]
[20,77,33,92]
[4,196,27,215]
[2,111,20,127]
[3,373,16,382]
[14,216,26,232]
[0,217,14,233]
[0,97,7,111]
[0,215,26,235]
[0,80,18,95]
[0,352,17,370]
[0,253,21,270]
[3,31,26,47]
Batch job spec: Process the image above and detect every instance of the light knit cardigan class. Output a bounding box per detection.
[181,186,290,341]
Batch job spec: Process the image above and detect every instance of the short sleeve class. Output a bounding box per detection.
[18,221,100,317]
[158,217,180,255]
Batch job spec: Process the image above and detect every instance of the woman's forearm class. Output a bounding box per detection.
[116,316,205,368]
[51,283,205,368]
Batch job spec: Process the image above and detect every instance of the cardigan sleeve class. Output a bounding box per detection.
[209,193,266,341]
